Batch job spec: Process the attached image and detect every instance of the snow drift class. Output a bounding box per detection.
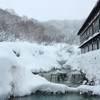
[0,42,100,99]
[0,42,79,72]
[64,49,100,85]
[0,42,78,98]
[0,44,70,98]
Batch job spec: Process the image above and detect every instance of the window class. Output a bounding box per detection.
[80,32,86,44]
[99,15,100,30]
[84,32,87,42]
[80,34,83,44]
[81,47,85,53]
[99,39,100,49]
[93,41,98,50]
[86,29,90,39]
[89,26,93,36]
[93,16,99,34]
[84,45,88,53]
[89,43,93,51]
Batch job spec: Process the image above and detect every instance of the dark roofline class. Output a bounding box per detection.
[77,0,100,35]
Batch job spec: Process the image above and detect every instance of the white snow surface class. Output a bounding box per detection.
[0,42,78,98]
[0,42,100,98]
[64,49,100,85]
[0,42,79,72]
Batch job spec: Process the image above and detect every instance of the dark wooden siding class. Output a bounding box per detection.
[80,13,100,46]
[78,0,100,54]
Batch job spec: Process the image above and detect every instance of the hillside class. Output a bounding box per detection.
[0,8,84,44]
[43,20,84,44]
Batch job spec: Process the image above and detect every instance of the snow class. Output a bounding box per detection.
[1,42,100,98]
[64,48,100,86]
[0,53,71,98]
[0,42,78,98]
[0,42,78,72]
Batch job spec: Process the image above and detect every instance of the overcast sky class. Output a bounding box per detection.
[0,0,98,21]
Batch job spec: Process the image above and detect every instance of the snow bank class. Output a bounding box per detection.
[1,42,100,98]
[0,45,66,98]
[0,52,73,98]
[64,49,100,85]
[0,42,78,72]
[0,42,78,98]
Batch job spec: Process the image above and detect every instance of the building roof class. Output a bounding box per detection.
[77,0,100,35]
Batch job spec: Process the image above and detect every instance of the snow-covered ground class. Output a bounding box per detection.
[0,48,72,98]
[64,49,100,85]
[0,42,79,72]
[0,42,100,99]
[0,42,79,98]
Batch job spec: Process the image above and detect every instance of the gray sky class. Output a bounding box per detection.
[0,0,98,21]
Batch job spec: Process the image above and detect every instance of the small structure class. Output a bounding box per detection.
[77,0,100,53]
[51,71,67,82]
[39,70,67,82]
[38,69,85,85]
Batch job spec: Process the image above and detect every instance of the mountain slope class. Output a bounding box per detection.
[43,20,84,44]
[0,8,84,44]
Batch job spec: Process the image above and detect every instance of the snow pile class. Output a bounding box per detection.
[76,85,100,95]
[0,42,79,72]
[1,42,100,98]
[0,42,79,98]
[64,49,100,85]
[0,45,71,98]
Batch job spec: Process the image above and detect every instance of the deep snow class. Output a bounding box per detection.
[0,42,78,98]
[64,49,100,85]
[0,42,100,99]
[0,42,79,72]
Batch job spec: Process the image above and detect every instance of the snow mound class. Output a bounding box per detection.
[0,42,78,98]
[0,42,79,72]
[65,49,100,85]
[1,42,100,98]
[0,46,69,98]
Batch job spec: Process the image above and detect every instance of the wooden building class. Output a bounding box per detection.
[77,0,100,53]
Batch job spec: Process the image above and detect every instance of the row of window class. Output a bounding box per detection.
[80,14,100,44]
[81,39,100,53]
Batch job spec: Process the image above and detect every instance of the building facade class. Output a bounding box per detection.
[77,0,100,53]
